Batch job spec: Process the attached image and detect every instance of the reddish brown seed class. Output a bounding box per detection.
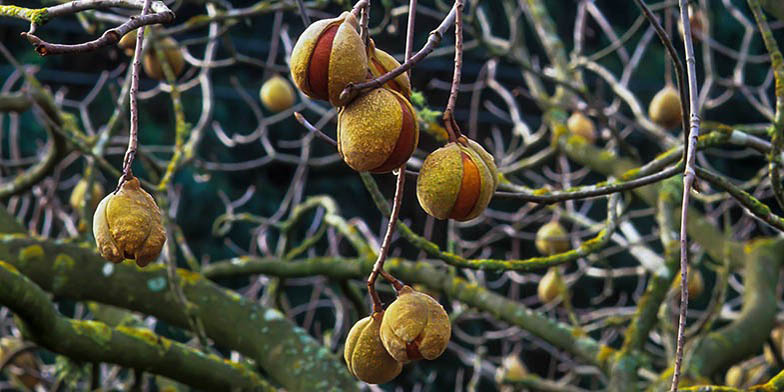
[450,152,481,220]
[307,25,339,101]
[371,58,403,94]
[371,95,417,173]
[405,339,424,361]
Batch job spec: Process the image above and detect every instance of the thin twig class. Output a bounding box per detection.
[670,0,701,390]
[405,0,418,78]
[119,0,152,188]
[294,0,310,26]
[442,0,464,141]
[339,5,457,102]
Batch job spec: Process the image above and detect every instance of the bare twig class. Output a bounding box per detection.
[442,0,464,142]
[670,0,701,390]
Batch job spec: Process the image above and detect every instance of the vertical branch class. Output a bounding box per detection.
[670,0,701,390]
[405,0,417,78]
[120,0,153,187]
[294,0,310,26]
[443,0,464,142]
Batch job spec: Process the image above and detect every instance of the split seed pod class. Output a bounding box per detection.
[344,312,403,384]
[566,112,596,143]
[416,137,498,221]
[93,177,166,267]
[537,268,563,303]
[70,179,105,211]
[143,37,185,81]
[379,285,451,363]
[535,221,569,256]
[649,86,682,129]
[367,39,411,98]
[260,75,296,112]
[337,88,419,173]
[290,12,368,106]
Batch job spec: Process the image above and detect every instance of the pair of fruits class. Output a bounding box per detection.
[291,12,498,220]
[118,29,185,81]
[534,221,570,303]
[93,177,166,267]
[344,286,451,384]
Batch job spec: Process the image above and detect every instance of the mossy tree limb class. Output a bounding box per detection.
[0,261,274,391]
[0,235,359,392]
[203,255,612,371]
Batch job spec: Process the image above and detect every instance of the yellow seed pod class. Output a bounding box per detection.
[367,39,411,98]
[416,137,498,221]
[69,179,105,211]
[672,267,705,300]
[537,267,563,303]
[93,176,166,267]
[290,12,369,106]
[0,337,41,390]
[344,312,403,384]
[118,30,138,57]
[379,285,451,363]
[649,86,682,129]
[535,221,569,256]
[143,37,185,81]
[495,354,527,384]
[260,75,296,112]
[337,88,419,173]
[566,112,596,143]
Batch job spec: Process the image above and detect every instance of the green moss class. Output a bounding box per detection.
[54,254,75,270]
[116,325,172,354]
[71,320,112,347]
[18,244,45,265]
[176,269,202,285]
[0,260,20,274]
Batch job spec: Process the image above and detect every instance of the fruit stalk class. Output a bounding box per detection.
[121,0,152,188]
[442,0,464,143]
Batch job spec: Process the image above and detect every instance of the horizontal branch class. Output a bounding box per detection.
[0,261,274,391]
[202,255,612,371]
[0,232,358,392]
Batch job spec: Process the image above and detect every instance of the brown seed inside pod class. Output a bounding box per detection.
[307,25,339,100]
[450,152,481,220]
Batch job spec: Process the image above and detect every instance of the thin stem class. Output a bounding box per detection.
[360,0,370,47]
[442,0,464,142]
[119,0,152,188]
[405,0,417,78]
[670,0,701,390]
[339,5,457,102]
[294,0,310,25]
[367,169,406,313]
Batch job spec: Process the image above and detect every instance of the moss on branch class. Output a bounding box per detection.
[0,261,273,391]
[0,235,358,392]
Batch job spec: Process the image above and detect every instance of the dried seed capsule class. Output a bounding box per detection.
[535,221,569,256]
[290,12,368,106]
[566,112,596,143]
[260,75,296,112]
[69,179,105,211]
[537,267,563,303]
[93,177,166,267]
[143,37,185,80]
[379,285,451,363]
[337,88,419,173]
[344,312,402,384]
[649,86,682,129]
[367,39,411,98]
[496,355,527,383]
[0,337,41,390]
[416,137,498,221]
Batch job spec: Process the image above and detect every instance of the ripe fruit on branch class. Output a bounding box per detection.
[70,179,105,211]
[416,137,498,221]
[535,221,569,256]
[566,112,596,143]
[367,39,411,98]
[537,267,563,303]
[93,177,166,267]
[290,12,368,106]
[260,75,296,112]
[337,88,419,173]
[649,86,682,129]
[344,312,402,384]
[143,37,185,81]
[379,285,451,363]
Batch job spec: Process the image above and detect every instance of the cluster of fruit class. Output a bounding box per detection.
[289,11,500,221]
[344,286,451,384]
[118,28,185,81]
